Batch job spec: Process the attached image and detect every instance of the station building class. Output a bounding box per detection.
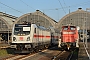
[0,12,17,42]
[14,10,57,28]
[57,8,90,31]
[0,8,90,42]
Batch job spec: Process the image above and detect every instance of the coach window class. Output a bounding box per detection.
[34,28,36,33]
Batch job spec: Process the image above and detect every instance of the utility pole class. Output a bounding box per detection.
[83,17,85,43]
[85,8,90,48]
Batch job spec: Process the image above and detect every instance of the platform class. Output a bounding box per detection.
[0,43,10,49]
[78,42,90,60]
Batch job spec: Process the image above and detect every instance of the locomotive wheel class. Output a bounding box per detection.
[35,47,39,53]
[42,45,45,50]
[58,47,64,51]
[29,48,34,53]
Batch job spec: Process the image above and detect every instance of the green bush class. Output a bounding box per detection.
[0,49,8,56]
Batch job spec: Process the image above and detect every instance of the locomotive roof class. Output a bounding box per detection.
[38,26,45,29]
[37,26,48,30]
[15,24,31,27]
[62,25,76,28]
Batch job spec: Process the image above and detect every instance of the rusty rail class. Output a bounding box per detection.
[52,51,71,60]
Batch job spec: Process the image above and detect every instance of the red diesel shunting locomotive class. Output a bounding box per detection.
[58,25,79,50]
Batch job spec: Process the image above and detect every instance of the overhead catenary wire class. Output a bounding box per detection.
[62,0,67,8]
[70,1,90,8]
[42,1,90,11]
[62,0,69,11]
[58,0,66,14]
[19,0,36,10]
[0,1,23,14]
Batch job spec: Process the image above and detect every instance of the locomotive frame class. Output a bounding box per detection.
[58,25,79,50]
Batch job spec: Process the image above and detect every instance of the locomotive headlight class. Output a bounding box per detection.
[27,37,30,41]
[13,37,16,41]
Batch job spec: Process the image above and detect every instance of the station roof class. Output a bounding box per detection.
[0,12,17,30]
[14,10,57,28]
[57,8,90,30]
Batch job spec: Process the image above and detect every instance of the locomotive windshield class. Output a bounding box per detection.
[14,24,31,35]
[63,26,68,30]
[70,27,75,30]
[63,26,76,30]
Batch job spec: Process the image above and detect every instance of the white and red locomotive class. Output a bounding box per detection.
[58,25,79,50]
[11,22,59,53]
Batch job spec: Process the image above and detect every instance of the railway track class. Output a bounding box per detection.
[2,49,61,60]
[52,51,71,60]
[5,55,26,60]
[2,52,35,60]
[2,49,47,60]
[1,47,79,60]
[52,48,79,60]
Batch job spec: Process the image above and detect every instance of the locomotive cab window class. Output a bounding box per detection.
[14,24,31,35]
[70,27,75,30]
[63,27,68,30]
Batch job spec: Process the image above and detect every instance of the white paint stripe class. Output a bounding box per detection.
[83,44,90,59]
[63,32,75,34]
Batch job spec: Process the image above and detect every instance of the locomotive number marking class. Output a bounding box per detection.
[20,37,23,40]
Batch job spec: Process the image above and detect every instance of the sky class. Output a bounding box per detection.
[0,0,90,22]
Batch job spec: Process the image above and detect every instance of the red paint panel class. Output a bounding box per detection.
[63,36,75,42]
[61,26,79,43]
[62,34,75,42]
[38,35,44,37]
[34,35,38,37]
[46,36,50,38]
[34,34,50,38]
[20,37,23,40]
